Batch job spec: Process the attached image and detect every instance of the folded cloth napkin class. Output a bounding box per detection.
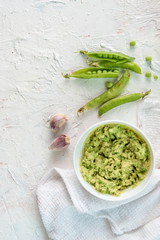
[138,98,160,168]
[37,98,160,240]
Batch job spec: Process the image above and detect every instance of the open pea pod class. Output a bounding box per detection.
[63,67,119,79]
[88,60,142,74]
[80,50,135,63]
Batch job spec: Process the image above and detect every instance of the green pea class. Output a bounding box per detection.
[97,54,102,57]
[154,75,158,80]
[117,56,123,60]
[146,56,152,62]
[103,54,108,58]
[108,54,112,58]
[87,71,91,74]
[114,70,119,73]
[106,82,113,89]
[145,71,152,78]
[97,70,102,74]
[103,70,107,73]
[130,40,136,47]
[93,71,97,74]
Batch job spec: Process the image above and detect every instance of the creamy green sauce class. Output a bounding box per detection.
[80,124,151,196]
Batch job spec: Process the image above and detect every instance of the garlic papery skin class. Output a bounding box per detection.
[50,113,68,132]
[49,135,70,151]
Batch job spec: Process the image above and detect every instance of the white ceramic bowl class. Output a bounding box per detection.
[74,120,155,201]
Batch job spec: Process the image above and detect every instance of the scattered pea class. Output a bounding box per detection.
[130,40,136,47]
[106,82,113,89]
[145,71,152,78]
[97,70,102,74]
[154,75,158,80]
[145,56,152,62]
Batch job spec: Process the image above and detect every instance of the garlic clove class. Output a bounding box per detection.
[49,134,70,151]
[49,113,68,132]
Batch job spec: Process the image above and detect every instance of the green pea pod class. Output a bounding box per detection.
[88,60,142,74]
[77,70,130,115]
[98,90,151,117]
[80,50,135,62]
[63,68,119,79]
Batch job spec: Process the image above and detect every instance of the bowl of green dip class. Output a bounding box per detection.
[74,120,155,201]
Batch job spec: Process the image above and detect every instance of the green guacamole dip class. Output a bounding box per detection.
[80,124,151,196]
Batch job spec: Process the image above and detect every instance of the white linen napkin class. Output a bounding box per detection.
[37,98,160,240]
[138,98,160,168]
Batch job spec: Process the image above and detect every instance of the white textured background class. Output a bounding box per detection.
[0,0,160,239]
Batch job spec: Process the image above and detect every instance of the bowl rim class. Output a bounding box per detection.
[73,120,155,201]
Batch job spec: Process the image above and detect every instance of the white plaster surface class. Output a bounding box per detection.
[0,0,160,239]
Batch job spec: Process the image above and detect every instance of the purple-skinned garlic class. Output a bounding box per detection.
[50,113,68,132]
[49,134,70,151]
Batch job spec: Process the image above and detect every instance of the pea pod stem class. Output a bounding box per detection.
[87,60,142,74]
[98,90,151,117]
[77,70,130,115]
